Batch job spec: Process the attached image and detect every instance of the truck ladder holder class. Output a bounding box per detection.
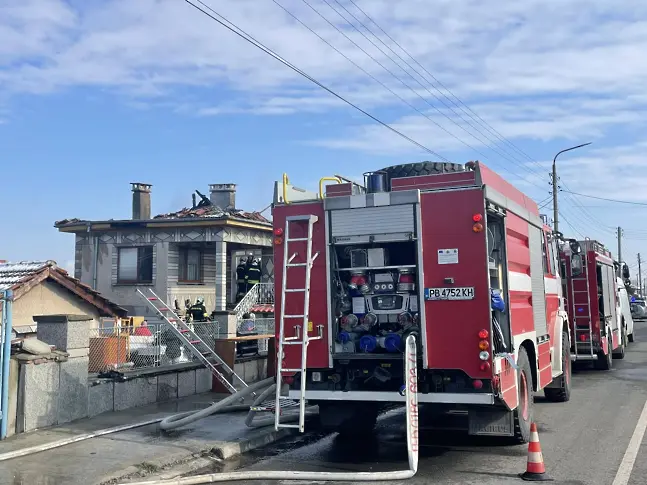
[275,215,319,433]
[136,288,249,396]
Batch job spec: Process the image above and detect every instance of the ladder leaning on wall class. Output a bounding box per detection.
[136,288,247,394]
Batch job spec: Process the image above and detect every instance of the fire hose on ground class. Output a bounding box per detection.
[0,336,419,484]
[123,335,420,485]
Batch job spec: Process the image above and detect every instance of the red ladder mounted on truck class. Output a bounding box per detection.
[271,161,574,443]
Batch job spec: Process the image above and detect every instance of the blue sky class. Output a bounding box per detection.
[2,0,647,279]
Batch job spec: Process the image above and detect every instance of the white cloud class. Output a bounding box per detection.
[2,0,647,249]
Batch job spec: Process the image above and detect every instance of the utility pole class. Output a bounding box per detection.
[551,142,592,233]
[617,226,623,265]
[639,253,643,296]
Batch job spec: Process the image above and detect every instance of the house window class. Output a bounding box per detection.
[179,248,203,283]
[118,246,153,284]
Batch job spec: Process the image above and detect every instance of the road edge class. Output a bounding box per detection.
[96,427,296,484]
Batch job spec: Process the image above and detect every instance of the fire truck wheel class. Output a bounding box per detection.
[513,347,533,443]
[378,161,465,180]
[595,334,613,371]
[544,329,572,402]
[628,331,635,343]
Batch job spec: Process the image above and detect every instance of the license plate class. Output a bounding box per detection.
[425,287,475,300]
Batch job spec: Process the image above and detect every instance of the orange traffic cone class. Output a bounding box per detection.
[519,423,553,481]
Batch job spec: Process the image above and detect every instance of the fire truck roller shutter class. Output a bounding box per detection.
[528,225,548,338]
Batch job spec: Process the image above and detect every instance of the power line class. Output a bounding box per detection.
[270,0,479,163]
[183,0,450,161]
[328,0,543,179]
[343,0,546,173]
[312,0,545,184]
[559,210,586,239]
[562,190,647,206]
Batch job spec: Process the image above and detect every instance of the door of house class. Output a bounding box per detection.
[230,249,263,304]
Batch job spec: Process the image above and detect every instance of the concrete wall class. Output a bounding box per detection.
[88,367,214,416]
[11,281,103,328]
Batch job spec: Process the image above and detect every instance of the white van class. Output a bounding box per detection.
[616,276,635,346]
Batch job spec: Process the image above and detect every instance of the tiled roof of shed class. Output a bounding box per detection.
[0,260,127,317]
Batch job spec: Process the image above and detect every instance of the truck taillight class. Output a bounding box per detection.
[480,361,491,372]
[479,340,489,351]
[274,227,284,236]
[472,213,483,222]
[472,379,484,389]
[473,222,484,233]
[479,351,490,361]
[274,237,283,245]
[478,329,489,339]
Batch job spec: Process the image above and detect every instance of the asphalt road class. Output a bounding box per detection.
[194,320,647,485]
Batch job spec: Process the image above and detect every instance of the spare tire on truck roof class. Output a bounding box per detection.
[377,161,466,186]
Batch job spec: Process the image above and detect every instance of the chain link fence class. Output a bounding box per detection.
[88,321,218,373]
[88,319,273,374]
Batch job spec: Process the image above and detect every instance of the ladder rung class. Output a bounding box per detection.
[278,395,295,399]
[158,307,170,312]
[285,288,306,293]
[180,329,190,333]
[287,263,307,268]
[189,340,201,345]
[283,315,304,318]
[277,424,301,429]
[286,215,318,222]
[280,368,303,373]
[287,237,310,242]
[283,341,303,346]
[148,297,158,301]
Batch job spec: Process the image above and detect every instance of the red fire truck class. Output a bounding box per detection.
[272,161,572,443]
[560,239,627,369]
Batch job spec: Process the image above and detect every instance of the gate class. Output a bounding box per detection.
[0,290,13,440]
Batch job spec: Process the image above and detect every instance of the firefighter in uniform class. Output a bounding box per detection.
[245,258,262,291]
[188,297,209,322]
[236,258,247,301]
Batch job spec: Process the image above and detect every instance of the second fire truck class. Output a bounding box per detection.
[561,239,634,369]
[272,161,573,443]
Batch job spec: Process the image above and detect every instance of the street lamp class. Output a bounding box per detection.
[552,142,592,233]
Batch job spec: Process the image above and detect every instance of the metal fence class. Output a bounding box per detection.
[89,319,273,374]
[237,317,275,354]
[89,322,218,374]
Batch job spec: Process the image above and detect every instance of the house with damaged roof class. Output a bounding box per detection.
[0,260,126,339]
[54,183,275,318]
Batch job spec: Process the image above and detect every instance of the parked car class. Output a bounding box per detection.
[630,298,646,321]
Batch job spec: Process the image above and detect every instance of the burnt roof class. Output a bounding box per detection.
[55,190,271,228]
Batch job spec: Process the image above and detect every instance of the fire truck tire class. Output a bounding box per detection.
[628,331,635,343]
[378,161,465,180]
[513,347,533,443]
[544,330,572,402]
[595,334,613,370]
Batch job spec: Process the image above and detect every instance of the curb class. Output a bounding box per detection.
[97,427,296,484]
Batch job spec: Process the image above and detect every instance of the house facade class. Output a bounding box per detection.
[55,183,274,318]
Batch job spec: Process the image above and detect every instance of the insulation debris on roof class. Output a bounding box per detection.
[153,205,270,223]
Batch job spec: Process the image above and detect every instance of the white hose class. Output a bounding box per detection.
[0,417,164,462]
[122,335,420,485]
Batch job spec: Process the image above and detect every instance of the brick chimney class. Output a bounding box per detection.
[209,183,236,210]
[131,183,152,219]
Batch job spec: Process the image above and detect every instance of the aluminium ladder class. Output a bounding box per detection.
[274,215,323,433]
[136,288,247,394]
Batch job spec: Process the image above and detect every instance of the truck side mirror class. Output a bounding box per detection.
[623,263,631,280]
[571,254,583,277]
